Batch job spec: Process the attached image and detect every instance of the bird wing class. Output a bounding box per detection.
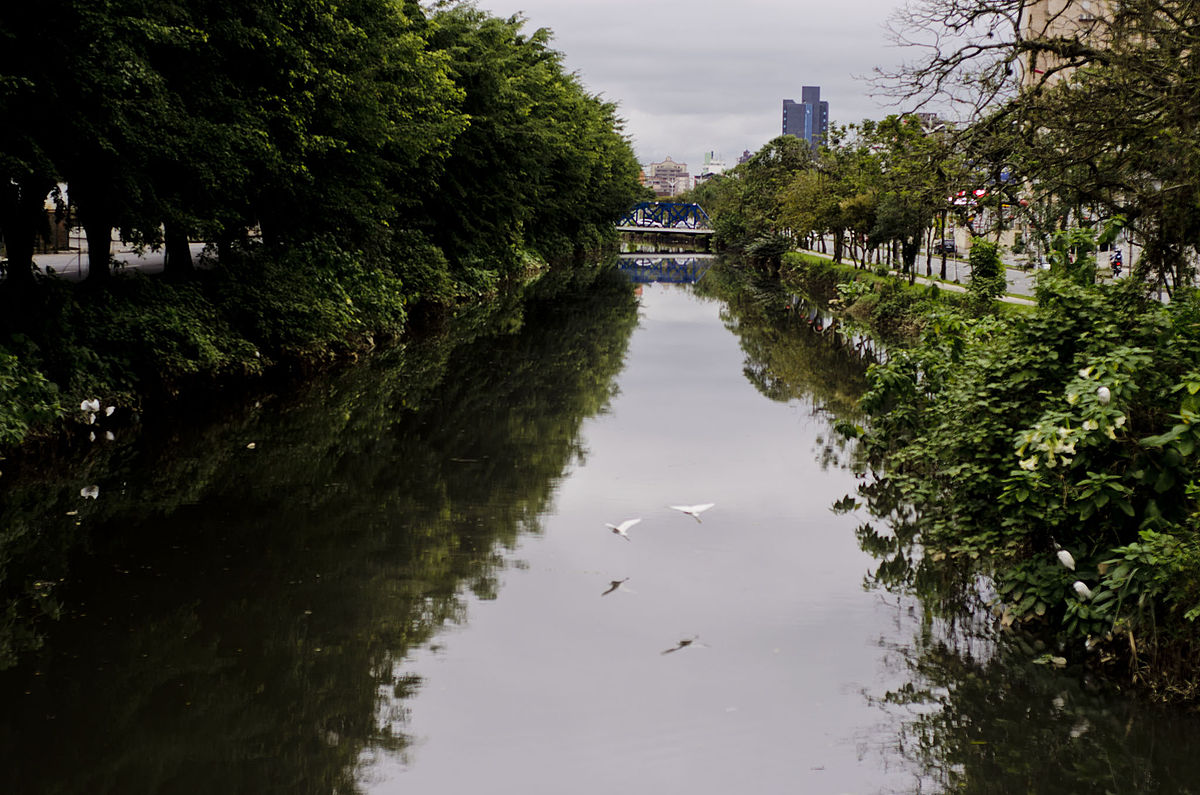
[618,518,642,532]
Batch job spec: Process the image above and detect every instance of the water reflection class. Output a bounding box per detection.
[849,413,1200,792]
[697,258,1200,792]
[695,261,876,425]
[0,265,639,793]
[616,254,712,284]
[6,252,1198,792]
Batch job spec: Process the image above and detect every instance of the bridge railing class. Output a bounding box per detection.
[618,201,712,230]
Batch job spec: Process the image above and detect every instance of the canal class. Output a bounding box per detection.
[1,256,1199,793]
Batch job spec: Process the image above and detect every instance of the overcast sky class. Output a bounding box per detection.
[470,0,915,172]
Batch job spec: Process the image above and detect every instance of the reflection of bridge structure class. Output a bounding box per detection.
[617,254,713,284]
[616,202,714,235]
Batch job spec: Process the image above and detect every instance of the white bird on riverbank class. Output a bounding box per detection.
[1072,581,1093,600]
[1057,549,1076,570]
[606,518,641,541]
[669,503,714,522]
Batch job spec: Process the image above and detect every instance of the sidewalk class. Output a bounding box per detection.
[27,241,209,282]
[798,247,1038,305]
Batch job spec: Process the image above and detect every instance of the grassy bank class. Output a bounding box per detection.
[778,251,982,342]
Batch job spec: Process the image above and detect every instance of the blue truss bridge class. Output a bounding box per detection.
[616,202,714,235]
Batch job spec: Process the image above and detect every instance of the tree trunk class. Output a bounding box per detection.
[925,227,933,277]
[939,210,949,280]
[1,215,38,293]
[163,220,195,280]
[0,175,53,293]
[904,237,920,284]
[83,220,112,283]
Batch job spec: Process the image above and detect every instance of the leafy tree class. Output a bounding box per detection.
[967,238,1006,302]
[417,7,641,273]
[882,0,1200,294]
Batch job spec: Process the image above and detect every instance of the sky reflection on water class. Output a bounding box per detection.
[367,282,921,794]
[5,264,1200,794]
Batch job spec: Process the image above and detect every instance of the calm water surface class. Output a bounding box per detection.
[2,259,1199,794]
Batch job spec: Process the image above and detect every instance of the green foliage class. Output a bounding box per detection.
[0,339,62,447]
[835,279,874,305]
[216,246,410,362]
[967,238,1006,304]
[681,135,812,261]
[859,277,1200,679]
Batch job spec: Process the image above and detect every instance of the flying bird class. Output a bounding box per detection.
[606,518,641,541]
[601,578,630,596]
[661,636,705,655]
[669,503,714,522]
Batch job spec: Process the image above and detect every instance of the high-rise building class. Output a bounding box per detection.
[782,86,829,150]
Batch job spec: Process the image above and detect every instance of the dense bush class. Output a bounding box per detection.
[858,276,1200,694]
[0,340,61,449]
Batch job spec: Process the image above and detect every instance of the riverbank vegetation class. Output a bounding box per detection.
[0,262,639,775]
[0,0,644,453]
[686,0,1200,699]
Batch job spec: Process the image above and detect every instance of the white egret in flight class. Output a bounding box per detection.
[606,518,641,541]
[670,503,714,522]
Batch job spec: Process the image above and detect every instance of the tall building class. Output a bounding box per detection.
[645,157,691,197]
[782,86,829,150]
[1021,0,1105,88]
[697,151,727,180]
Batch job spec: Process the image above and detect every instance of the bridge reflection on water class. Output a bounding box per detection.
[616,254,713,284]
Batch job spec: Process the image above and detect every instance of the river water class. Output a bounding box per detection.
[1,257,1199,793]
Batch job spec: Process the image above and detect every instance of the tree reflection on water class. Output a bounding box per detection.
[699,258,1200,793]
[0,264,638,794]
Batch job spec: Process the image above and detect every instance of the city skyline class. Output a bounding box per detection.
[472,0,916,171]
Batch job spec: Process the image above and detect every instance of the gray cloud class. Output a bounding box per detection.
[470,0,914,171]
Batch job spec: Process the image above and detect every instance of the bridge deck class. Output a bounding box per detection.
[616,225,714,235]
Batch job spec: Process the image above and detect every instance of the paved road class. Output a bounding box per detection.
[24,242,210,282]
